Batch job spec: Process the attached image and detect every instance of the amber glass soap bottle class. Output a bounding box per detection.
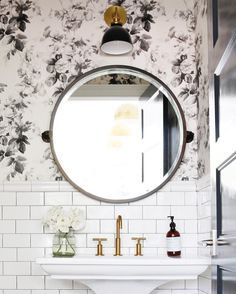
[166,216,181,257]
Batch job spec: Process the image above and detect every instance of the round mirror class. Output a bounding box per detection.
[50,66,186,203]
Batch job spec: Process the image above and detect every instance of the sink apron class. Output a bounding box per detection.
[80,280,167,294]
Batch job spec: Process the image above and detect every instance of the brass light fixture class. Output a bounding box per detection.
[101,6,133,55]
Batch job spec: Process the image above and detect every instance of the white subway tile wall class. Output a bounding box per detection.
[197,176,212,294]
[0,180,211,293]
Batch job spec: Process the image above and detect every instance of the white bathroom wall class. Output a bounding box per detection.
[197,176,212,294]
[0,180,201,293]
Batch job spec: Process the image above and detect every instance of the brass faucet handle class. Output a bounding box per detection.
[132,237,146,242]
[132,237,146,256]
[93,238,107,242]
[93,238,107,256]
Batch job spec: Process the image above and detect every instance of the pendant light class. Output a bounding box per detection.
[101,6,133,55]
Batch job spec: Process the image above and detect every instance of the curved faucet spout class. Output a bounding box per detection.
[114,215,122,256]
[116,215,122,238]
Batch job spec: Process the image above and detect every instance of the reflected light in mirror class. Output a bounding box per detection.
[54,86,163,198]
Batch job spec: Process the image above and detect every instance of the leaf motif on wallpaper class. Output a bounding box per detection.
[6,157,14,167]
[138,0,161,31]
[0,0,33,58]
[14,38,24,51]
[194,0,207,18]
[0,29,4,40]
[53,87,65,97]
[43,37,92,96]
[197,159,206,178]
[15,160,24,174]
[131,34,152,58]
[177,8,196,32]
[168,27,189,44]
[0,94,33,179]
[42,147,61,180]
[178,85,198,102]
[0,83,7,93]
[194,34,204,88]
[74,39,86,48]
[5,155,26,171]
[0,150,4,162]
[140,38,150,51]
[53,4,91,31]
[0,14,8,24]
[0,135,8,146]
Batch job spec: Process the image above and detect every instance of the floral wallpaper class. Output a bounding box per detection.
[0,0,209,181]
[194,0,210,177]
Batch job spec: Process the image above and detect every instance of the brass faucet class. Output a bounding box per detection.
[114,215,122,256]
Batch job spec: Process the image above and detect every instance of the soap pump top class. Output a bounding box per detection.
[168,216,176,231]
[166,216,180,237]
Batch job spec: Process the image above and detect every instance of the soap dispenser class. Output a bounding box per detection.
[166,216,181,257]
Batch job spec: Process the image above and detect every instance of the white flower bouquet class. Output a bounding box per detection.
[43,206,85,233]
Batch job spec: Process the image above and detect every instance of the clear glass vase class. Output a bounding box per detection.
[52,229,76,257]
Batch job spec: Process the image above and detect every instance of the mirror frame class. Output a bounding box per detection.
[50,65,187,203]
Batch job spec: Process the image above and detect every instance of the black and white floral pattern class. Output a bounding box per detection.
[194,0,209,177]
[0,92,33,179]
[0,0,209,181]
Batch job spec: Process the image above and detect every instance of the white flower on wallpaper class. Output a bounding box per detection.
[0,0,209,182]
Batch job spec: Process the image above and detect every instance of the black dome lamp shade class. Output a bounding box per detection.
[101,6,133,55]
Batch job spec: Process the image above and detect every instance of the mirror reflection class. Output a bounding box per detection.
[51,67,186,202]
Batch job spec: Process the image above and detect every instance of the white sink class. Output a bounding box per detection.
[36,255,209,294]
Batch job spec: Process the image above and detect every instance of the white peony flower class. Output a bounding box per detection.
[56,214,71,233]
[43,206,85,233]
[69,208,85,231]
